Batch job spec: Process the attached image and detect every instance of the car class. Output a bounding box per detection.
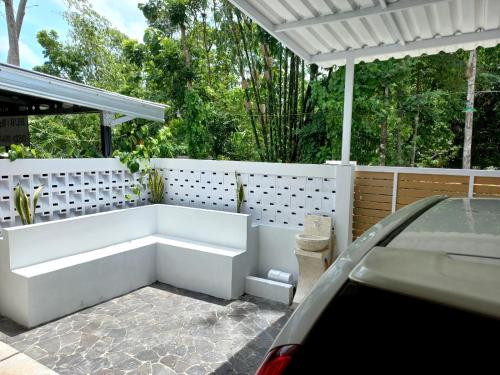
[256,196,500,374]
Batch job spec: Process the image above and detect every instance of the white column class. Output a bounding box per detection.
[334,164,355,256]
[341,56,355,165]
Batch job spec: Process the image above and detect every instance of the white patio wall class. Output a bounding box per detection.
[0,158,147,231]
[154,158,337,228]
[0,158,336,228]
[0,158,354,253]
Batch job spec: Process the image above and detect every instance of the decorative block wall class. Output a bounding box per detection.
[165,170,336,228]
[0,159,147,234]
[0,159,337,235]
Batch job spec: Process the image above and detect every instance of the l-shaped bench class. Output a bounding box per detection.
[0,205,257,328]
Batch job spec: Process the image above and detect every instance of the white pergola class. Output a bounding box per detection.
[229,0,500,251]
[0,63,166,156]
[229,0,500,164]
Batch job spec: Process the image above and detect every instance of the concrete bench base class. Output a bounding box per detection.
[0,205,254,328]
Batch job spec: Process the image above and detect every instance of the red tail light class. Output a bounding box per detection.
[256,345,300,375]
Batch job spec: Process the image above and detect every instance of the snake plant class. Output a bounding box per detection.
[148,169,165,204]
[14,184,44,225]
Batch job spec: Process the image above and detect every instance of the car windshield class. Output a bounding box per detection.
[284,281,500,373]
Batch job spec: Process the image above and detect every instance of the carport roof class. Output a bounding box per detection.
[0,63,166,122]
[229,0,500,67]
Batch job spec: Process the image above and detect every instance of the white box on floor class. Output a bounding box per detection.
[245,276,294,305]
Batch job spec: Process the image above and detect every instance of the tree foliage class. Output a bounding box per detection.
[11,0,499,168]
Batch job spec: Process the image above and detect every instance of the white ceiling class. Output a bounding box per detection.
[229,0,500,67]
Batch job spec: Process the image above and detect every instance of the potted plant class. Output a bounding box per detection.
[14,184,44,225]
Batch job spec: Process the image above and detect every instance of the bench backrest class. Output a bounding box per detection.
[156,205,249,250]
[5,205,157,269]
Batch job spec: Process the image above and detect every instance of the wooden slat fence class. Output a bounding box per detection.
[353,167,500,239]
[353,172,394,239]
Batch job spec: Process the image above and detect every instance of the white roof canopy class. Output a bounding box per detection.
[229,0,500,67]
[0,63,166,122]
[230,0,500,166]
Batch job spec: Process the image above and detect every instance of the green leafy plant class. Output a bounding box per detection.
[14,184,44,225]
[0,144,38,161]
[148,169,165,204]
[115,149,149,201]
[115,150,166,204]
[235,172,244,214]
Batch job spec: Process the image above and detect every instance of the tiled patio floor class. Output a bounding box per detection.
[0,283,293,375]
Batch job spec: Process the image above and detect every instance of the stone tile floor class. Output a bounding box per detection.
[0,283,293,375]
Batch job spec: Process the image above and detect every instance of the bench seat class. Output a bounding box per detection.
[1,204,254,328]
[10,238,157,328]
[12,237,159,278]
[154,234,247,301]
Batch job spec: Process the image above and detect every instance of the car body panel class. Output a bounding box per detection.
[389,198,500,257]
[350,246,500,319]
[272,195,445,348]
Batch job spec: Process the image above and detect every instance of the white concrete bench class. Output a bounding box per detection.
[0,205,255,328]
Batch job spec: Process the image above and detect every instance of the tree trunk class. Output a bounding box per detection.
[462,49,477,169]
[411,63,422,167]
[411,112,419,167]
[201,12,211,85]
[282,50,288,160]
[396,123,402,165]
[179,23,192,89]
[4,0,27,66]
[224,7,264,161]
[379,85,389,166]
[394,87,403,165]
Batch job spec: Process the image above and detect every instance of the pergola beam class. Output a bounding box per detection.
[100,111,136,128]
[311,28,500,64]
[274,0,448,33]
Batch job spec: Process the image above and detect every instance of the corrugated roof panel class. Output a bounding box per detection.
[356,0,377,8]
[307,0,334,16]
[287,0,317,18]
[339,21,365,49]
[486,1,500,29]
[349,18,380,48]
[276,0,301,22]
[461,0,477,33]
[322,23,349,51]
[390,11,411,42]
[251,0,283,24]
[412,6,434,39]
[299,27,326,52]
[434,2,454,35]
[330,0,357,13]
[305,27,335,52]
[0,63,166,122]
[231,0,500,67]
[373,14,399,45]
[285,30,319,55]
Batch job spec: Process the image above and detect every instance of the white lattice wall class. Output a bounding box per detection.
[158,159,336,228]
[165,170,335,227]
[0,159,148,233]
[0,158,337,234]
